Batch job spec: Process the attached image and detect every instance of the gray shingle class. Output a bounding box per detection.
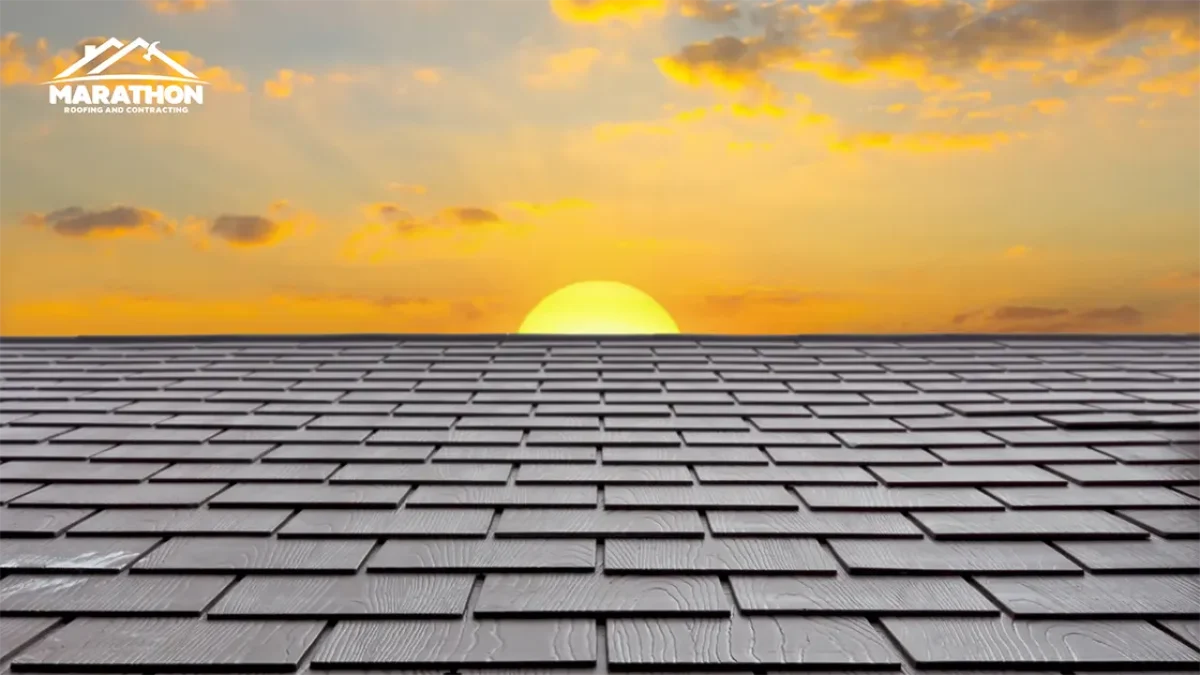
[2,334,1198,673]
[11,618,324,671]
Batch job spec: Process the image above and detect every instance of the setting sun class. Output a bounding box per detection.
[518,281,680,334]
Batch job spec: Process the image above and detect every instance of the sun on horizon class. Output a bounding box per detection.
[518,281,680,334]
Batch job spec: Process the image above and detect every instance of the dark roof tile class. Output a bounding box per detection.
[2,333,1198,671]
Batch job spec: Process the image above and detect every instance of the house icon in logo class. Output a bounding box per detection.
[46,37,208,84]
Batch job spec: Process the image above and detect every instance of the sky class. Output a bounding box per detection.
[0,0,1197,336]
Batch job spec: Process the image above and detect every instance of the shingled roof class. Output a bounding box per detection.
[0,333,1198,673]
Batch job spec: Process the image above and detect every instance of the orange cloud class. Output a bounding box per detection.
[146,0,222,14]
[524,47,604,90]
[655,36,806,95]
[550,0,668,25]
[263,69,316,98]
[1139,65,1200,96]
[831,130,1022,153]
[412,68,442,84]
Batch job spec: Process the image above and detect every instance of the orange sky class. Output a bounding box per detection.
[1,0,1198,336]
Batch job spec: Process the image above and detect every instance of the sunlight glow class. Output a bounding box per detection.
[518,281,680,334]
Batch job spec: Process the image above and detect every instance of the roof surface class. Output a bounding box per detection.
[0,334,1198,674]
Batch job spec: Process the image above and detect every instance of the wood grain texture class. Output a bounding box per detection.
[1116,509,1200,538]
[913,510,1151,540]
[132,536,375,573]
[830,539,1082,574]
[731,576,998,616]
[208,573,475,618]
[474,573,729,617]
[797,486,1004,511]
[515,464,693,484]
[1057,540,1200,573]
[707,510,923,538]
[607,616,900,667]
[1158,619,1200,650]
[11,482,227,508]
[766,447,940,465]
[694,465,877,485]
[984,486,1200,509]
[277,507,493,537]
[10,617,324,671]
[434,446,597,463]
[0,508,94,537]
[0,461,168,483]
[930,446,1116,464]
[312,619,597,667]
[209,483,410,508]
[604,486,799,510]
[605,537,838,574]
[494,509,705,538]
[975,574,1200,618]
[91,443,272,462]
[262,443,433,462]
[406,485,597,507]
[0,574,234,616]
[149,462,339,482]
[0,617,59,661]
[880,616,1200,667]
[872,465,1067,487]
[1,536,159,572]
[1046,463,1200,486]
[367,538,595,571]
[67,508,291,536]
[330,462,511,484]
[600,445,768,464]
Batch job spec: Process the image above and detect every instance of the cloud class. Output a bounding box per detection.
[209,215,285,246]
[0,34,245,92]
[263,69,316,99]
[655,35,808,95]
[965,98,1068,121]
[831,130,1023,153]
[1004,245,1030,259]
[807,0,1199,91]
[550,0,668,25]
[22,206,173,239]
[412,68,442,85]
[1062,55,1148,86]
[1078,305,1144,325]
[1138,65,1200,96]
[992,306,1069,321]
[524,47,604,90]
[146,0,222,14]
[678,0,740,23]
[954,303,1151,331]
[1028,98,1067,115]
[441,207,501,226]
[356,202,507,238]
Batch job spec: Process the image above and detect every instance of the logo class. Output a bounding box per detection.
[44,38,208,115]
